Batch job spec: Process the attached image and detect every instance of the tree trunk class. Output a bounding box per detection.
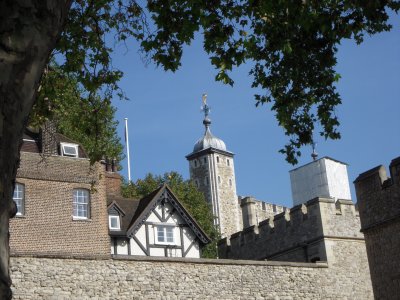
[0,1,72,298]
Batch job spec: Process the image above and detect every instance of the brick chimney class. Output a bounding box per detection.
[40,120,58,155]
[104,158,122,196]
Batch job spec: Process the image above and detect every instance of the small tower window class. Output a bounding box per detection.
[227,159,230,166]
[229,179,232,187]
[217,156,220,163]
[194,160,198,167]
[203,157,207,164]
[218,176,221,184]
[262,202,266,211]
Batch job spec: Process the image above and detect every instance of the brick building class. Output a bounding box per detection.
[10,126,209,259]
[10,127,110,257]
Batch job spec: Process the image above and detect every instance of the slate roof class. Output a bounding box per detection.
[20,127,87,158]
[107,196,140,236]
[107,184,211,245]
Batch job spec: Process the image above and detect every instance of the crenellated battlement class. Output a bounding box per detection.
[354,156,400,299]
[354,156,400,231]
[218,197,362,262]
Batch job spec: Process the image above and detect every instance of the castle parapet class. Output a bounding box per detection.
[354,157,400,231]
[218,197,362,262]
[354,156,400,300]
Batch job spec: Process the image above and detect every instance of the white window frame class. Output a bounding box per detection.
[155,225,175,245]
[13,183,25,216]
[73,189,90,219]
[61,142,79,158]
[109,215,120,230]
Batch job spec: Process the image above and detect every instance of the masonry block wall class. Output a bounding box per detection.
[354,156,400,300]
[9,152,110,257]
[10,255,373,299]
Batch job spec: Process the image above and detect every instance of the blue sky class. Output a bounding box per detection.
[112,15,400,208]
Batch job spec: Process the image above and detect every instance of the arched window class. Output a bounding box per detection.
[13,183,25,216]
[73,189,90,219]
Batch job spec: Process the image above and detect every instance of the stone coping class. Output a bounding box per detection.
[11,253,328,268]
[112,255,328,268]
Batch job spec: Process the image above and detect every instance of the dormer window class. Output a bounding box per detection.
[61,143,79,157]
[109,215,120,230]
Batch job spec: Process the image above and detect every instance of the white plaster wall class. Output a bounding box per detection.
[122,203,202,258]
[186,243,200,258]
[131,224,147,256]
[150,247,165,256]
[183,228,200,258]
[116,238,129,255]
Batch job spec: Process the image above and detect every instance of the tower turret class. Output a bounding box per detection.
[186,94,240,237]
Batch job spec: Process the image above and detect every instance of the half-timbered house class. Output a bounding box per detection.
[108,184,210,258]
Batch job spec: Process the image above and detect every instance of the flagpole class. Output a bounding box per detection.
[124,118,132,182]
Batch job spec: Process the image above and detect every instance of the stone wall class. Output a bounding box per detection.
[10,152,110,257]
[188,150,241,238]
[240,196,286,229]
[354,156,400,300]
[10,255,373,299]
[218,198,364,262]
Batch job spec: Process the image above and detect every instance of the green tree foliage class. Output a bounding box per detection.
[140,0,400,163]
[122,172,220,258]
[29,63,124,163]
[46,1,399,164]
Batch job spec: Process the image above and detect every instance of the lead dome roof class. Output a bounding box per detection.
[193,126,227,153]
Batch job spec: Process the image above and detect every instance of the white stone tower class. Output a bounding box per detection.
[186,94,240,237]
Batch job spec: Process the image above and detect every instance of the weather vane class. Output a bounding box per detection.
[311,131,318,161]
[201,93,210,118]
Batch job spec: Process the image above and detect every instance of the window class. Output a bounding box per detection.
[61,142,79,157]
[218,176,221,184]
[156,226,174,244]
[262,202,266,211]
[229,179,232,187]
[216,156,220,163]
[203,157,207,164]
[73,189,90,219]
[204,177,209,186]
[13,183,24,216]
[227,159,230,166]
[109,215,120,230]
[194,160,198,167]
